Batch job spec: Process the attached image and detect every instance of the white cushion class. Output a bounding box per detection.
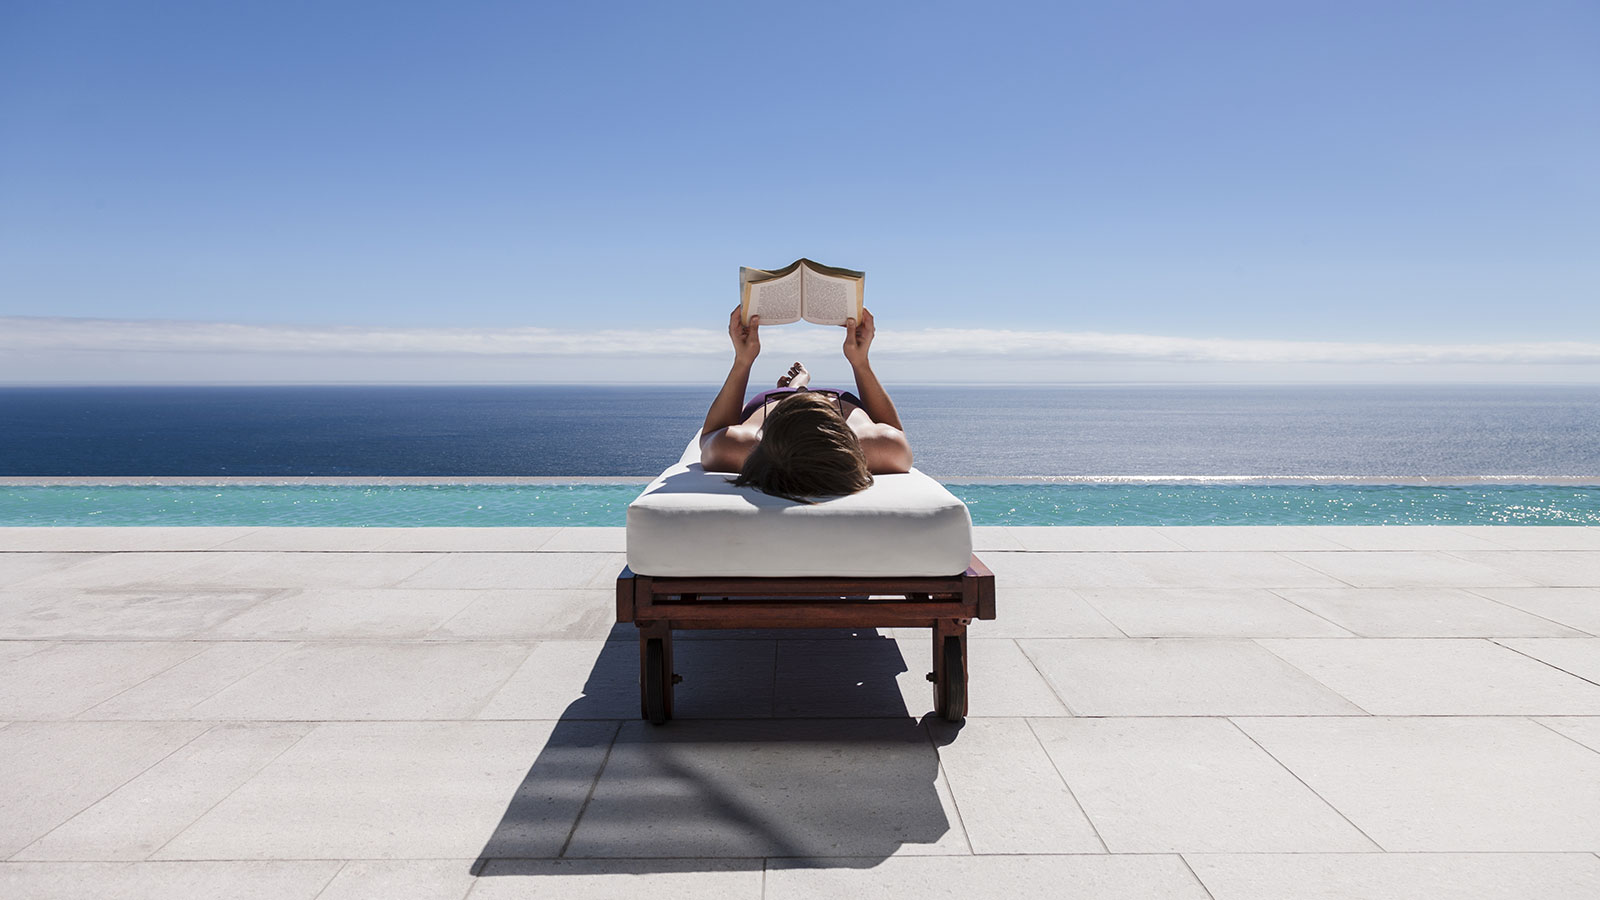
[626,433,973,577]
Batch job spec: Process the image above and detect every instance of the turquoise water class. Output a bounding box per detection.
[3,483,1599,526]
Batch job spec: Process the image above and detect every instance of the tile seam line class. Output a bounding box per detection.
[1055,589,1133,639]
[555,719,624,858]
[1248,638,1376,716]
[921,726,977,856]
[1176,852,1220,900]
[5,850,1597,863]
[1524,716,1600,758]
[6,719,219,861]
[1458,586,1596,637]
[1223,716,1387,852]
[1487,638,1600,689]
[145,722,321,860]
[1023,717,1112,854]
[125,641,305,718]
[1014,639,1082,715]
[461,641,545,720]
[1263,588,1361,637]
[64,639,216,718]
[1273,551,1361,589]
[307,859,350,900]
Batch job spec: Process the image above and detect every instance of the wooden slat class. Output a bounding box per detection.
[615,567,635,622]
[967,554,997,620]
[643,573,967,597]
[636,600,973,629]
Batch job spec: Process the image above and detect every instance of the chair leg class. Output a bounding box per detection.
[638,621,675,724]
[932,618,969,721]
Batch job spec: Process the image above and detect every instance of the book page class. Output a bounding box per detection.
[746,270,802,325]
[799,265,862,326]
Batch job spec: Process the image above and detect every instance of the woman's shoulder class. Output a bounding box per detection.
[700,424,761,472]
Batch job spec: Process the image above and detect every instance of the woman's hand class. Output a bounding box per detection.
[729,305,760,364]
[842,306,875,367]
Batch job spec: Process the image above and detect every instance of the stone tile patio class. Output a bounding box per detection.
[0,525,1598,898]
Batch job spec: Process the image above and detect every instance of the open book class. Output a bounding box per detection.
[739,258,864,326]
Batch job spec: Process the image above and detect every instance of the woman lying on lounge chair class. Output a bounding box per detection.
[699,306,914,502]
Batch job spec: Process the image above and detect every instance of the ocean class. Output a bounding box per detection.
[2,384,1598,478]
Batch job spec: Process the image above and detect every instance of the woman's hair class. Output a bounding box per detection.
[731,391,873,503]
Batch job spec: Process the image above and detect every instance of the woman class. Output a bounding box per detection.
[699,306,914,502]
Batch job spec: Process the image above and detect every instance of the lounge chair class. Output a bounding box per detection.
[616,432,996,723]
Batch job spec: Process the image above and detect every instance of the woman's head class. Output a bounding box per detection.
[732,391,873,503]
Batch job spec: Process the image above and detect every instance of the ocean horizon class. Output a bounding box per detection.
[3,383,1598,479]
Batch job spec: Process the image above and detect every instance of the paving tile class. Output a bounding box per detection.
[212,527,397,551]
[0,861,342,900]
[1234,715,1600,851]
[1030,717,1377,852]
[1158,526,1346,551]
[4,552,230,590]
[399,552,620,589]
[472,859,761,899]
[1079,588,1351,637]
[564,719,965,858]
[1184,852,1600,900]
[82,642,300,719]
[965,587,1124,638]
[1008,526,1186,551]
[771,634,921,717]
[1258,638,1600,715]
[1496,638,1600,684]
[971,526,1024,551]
[1457,527,1600,551]
[1020,638,1364,716]
[0,641,204,719]
[0,721,211,856]
[1312,526,1511,551]
[429,589,616,640]
[991,551,1343,589]
[1449,551,1600,587]
[1283,551,1540,588]
[186,642,532,720]
[203,551,441,589]
[1535,716,1600,753]
[895,636,1071,718]
[477,638,775,720]
[537,527,627,552]
[926,717,1102,853]
[373,527,560,552]
[158,720,615,859]
[766,855,1212,899]
[1470,588,1600,636]
[0,640,52,666]
[14,723,312,860]
[0,553,103,588]
[202,588,481,639]
[0,588,279,639]
[0,527,254,552]
[1274,587,1586,637]
[314,860,478,900]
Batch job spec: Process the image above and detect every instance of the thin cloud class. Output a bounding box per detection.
[4,316,1600,366]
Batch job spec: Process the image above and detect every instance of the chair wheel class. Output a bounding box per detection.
[941,635,966,722]
[644,638,667,725]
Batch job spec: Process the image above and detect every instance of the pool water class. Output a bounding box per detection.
[3,483,1599,526]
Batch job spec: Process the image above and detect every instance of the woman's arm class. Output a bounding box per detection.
[701,307,760,436]
[842,307,912,471]
[842,308,905,431]
[700,307,763,471]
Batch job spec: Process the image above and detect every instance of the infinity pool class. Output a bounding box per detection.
[3,483,1599,526]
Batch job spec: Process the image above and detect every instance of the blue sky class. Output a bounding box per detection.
[1,0,1597,382]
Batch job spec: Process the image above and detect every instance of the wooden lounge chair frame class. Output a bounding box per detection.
[616,555,996,724]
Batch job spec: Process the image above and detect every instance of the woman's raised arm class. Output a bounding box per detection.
[700,307,760,437]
